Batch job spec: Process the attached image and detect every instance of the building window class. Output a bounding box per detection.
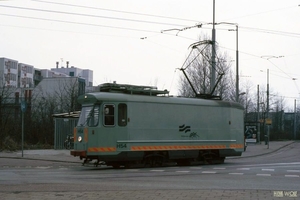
[69,72,74,76]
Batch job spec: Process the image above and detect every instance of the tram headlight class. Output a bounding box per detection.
[78,136,82,142]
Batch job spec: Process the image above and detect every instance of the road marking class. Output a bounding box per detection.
[125,169,140,172]
[287,170,300,173]
[229,173,244,175]
[213,167,226,170]
[237,168,250,170]
[202,171,216,174]
[262,168,275,172]
[257,174,271,176]
[190,167,202,170]
[36,166,52,169]
[150,170,165,172]
[285,175,299,178]
[176,171,190,173]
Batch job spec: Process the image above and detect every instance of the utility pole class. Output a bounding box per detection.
[210,0,216,94]
[257,85,260,143]
[294,99,297,140]
[235,25,239,102]
[267,69,270,149]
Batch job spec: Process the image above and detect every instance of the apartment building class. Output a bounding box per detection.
[0,57,19,88]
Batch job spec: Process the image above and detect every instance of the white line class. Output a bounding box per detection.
[36,166,52,169]
[285,175,299,178]
[202,171,217,174]
[287,170,300,173]
[150,170,165,172]
[190,167,202,170]
[213,167,226,170]
[237,168,250,170]
[176,171,190,173]
[58,168,69,170]
[262,169,275,172]
[229,173,244,175]
[125,169,140,172]
[257,174,271,176]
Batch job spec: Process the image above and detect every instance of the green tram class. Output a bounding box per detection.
[71,83,244,168]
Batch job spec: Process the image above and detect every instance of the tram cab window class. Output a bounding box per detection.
[118,103,127,126]
[78,105,99,127]
[104,104,115,126]
[87,105,100,127]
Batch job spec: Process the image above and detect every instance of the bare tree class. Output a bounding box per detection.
[54,78,80,113]
[0,84,20,149]
[29,77,83,146]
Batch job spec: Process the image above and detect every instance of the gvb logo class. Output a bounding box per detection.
[179,124,191,133]
[179,124,199,138]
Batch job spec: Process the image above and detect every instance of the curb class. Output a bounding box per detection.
[229,141,297,159]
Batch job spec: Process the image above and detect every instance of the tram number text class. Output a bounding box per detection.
[117,143,127,148]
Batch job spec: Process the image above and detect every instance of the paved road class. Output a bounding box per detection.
[0,141,299,200]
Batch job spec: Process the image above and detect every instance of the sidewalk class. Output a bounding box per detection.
[238,140,296,158]
[0,141,296,162]
[0,149,81,163]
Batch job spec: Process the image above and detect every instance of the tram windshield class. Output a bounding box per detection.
[77,105,100,127]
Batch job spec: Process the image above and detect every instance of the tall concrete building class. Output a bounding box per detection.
[0,57,19,88]
[18,63,34,88]
[1,57,94,93]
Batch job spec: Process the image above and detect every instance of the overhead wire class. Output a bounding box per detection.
[239,26,300,38]
[0,5,190,27]
[31,0,200,23]
[223,4,298,22]
[0,13,159,33]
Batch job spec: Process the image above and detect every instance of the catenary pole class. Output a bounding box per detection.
[294,99,297,140]
[267,69,270,149]
[257,85,260,143]
[210,0,216,94]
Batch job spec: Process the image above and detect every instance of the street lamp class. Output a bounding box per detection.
[212,22,239,102]
[228,25,239,103]
[261,55,284,148]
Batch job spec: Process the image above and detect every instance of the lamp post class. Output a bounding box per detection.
[266,69,270,149]
[211,0,216,94]
[213,22,239,102]
[228,25,239,102]
[261,55,284,148]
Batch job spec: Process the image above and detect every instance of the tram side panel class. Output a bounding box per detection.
[125,100,243,157]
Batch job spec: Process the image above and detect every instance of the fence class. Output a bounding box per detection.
[53,111,80,149]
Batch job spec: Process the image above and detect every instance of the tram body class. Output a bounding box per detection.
[71,84,244,167]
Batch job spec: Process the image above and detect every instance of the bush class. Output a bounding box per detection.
[0,136,18,152]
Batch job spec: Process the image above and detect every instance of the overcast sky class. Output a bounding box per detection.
[0,0,299,109]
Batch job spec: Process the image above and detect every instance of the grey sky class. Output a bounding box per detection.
[0,0,299,109]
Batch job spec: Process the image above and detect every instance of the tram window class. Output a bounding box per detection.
[104,104,115,126]
[87,105,100,127]
[118,103,127,126]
